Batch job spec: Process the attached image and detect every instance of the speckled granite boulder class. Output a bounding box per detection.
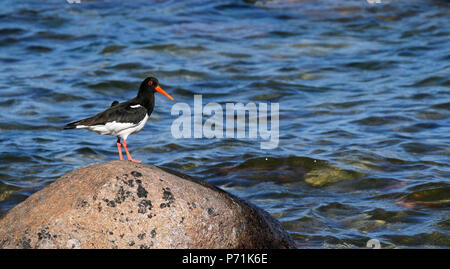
[0,161,295,249]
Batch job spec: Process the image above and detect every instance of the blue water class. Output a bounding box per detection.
[0,0,449,248]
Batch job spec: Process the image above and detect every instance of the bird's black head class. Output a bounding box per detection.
[140,77,159,91]
[139,77,174,101]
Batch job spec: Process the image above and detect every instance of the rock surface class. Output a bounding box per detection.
[0,161,296,249]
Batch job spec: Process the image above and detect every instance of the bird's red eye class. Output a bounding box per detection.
[148,81,153,86]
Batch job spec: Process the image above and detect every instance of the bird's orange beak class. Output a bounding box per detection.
[155,85,174,101]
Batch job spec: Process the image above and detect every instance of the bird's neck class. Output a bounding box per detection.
[136,90,155,114]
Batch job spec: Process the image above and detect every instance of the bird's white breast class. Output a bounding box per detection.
[79,114,149,140]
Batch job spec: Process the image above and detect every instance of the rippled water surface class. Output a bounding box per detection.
[1,0,449,248]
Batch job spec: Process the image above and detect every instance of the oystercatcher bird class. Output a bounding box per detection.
[64,77,174,163]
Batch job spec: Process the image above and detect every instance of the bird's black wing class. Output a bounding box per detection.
[64,101,147,129]
[101,102,148,124]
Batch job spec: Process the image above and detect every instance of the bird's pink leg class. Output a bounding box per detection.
[116,138,124,160]
[122,139,141,163]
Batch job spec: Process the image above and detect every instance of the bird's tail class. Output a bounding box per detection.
[64,115,95,130]
[64,120,83,130]
[64,123,77,129]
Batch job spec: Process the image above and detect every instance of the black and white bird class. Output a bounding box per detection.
[64,77,174,163]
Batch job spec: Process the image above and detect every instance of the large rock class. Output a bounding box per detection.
[0,161,295,249]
